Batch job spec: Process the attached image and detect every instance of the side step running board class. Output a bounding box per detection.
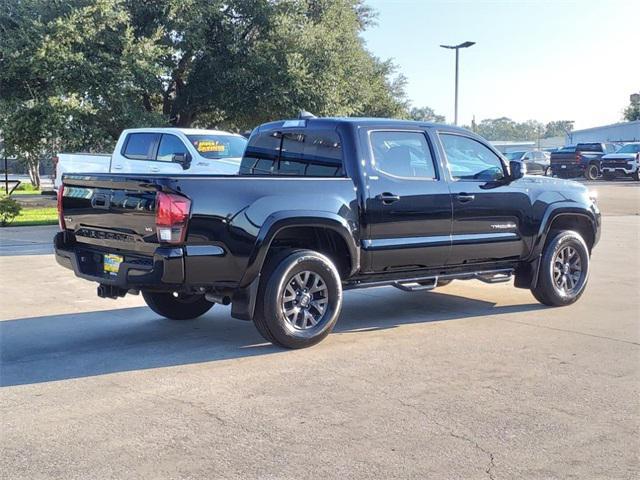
[393,278,437,292]
[346,268,514,292]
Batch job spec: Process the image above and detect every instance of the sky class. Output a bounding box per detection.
[361,0,639,130]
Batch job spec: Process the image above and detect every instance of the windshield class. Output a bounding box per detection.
[505,151,526,160]
[616,143,640,154]
[187,135,247,159]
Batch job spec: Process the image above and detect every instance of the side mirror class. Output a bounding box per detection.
[509,160,526,180]
[172,152,192,170]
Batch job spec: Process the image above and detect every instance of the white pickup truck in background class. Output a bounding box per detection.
[53,127,248,190]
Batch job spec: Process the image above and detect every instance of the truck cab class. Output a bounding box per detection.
[53,128,247,190]
[110,128,247,175]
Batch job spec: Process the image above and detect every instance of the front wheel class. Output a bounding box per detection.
[142,291,214,320]
[254,249,343,349]
[584,163,599,181]
[530,231,590,307]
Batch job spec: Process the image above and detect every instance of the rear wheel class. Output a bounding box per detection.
[584,163,599,181]
[142,291,214,320]
[254,249,342,349]
[531,231,589,307]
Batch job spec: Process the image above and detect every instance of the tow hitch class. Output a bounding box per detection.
[97,284,128,299]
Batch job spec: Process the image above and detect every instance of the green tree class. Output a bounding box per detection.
[1,0,407,187]
[474,117,572,141]
[623,95,640,121]
[544,120,574,138]
[407,106,445,123]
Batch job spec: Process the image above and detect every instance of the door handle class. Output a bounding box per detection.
[150,167,160,173]
[112,164,123,170]
[456,193,475,203]
[375,192,401,204]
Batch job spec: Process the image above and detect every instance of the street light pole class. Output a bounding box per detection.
[440,41,475,125]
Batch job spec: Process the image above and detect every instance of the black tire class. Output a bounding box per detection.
[530,230,590,307]
[584,163,599,181]
[633,170,640,181]
[142,291,214,320]
[254,249,342,349]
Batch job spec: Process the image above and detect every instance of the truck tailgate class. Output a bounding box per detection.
[61,174,165,255]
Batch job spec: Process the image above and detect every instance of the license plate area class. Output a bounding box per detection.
[103,254,123,275]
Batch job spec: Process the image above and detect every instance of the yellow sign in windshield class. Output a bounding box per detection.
[196,140,226,153]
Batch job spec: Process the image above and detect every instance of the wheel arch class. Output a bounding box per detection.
[516,206,599,290]
[239,211,360,288]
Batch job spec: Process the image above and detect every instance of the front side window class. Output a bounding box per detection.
[123,133,160,160]
[370,131,437,179]
[157,135,188,162]
[440,134,505,181]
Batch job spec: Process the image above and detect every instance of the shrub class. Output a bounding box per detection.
[0,195,22,226]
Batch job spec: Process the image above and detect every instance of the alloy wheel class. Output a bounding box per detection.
[552,246,583,295]
[281,270,329,330]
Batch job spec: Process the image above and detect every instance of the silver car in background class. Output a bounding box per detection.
[504,150,551,175]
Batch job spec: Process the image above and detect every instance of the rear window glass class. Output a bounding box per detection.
[123,133,160,160]
[240,129,344,177]
[187,135,247,159]
[577,143,603,152]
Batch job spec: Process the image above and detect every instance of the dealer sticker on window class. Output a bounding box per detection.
[103,254,123,276]
[195,140,226,153]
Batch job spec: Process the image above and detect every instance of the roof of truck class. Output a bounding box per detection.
[255,117,470,134]
[121,127,243,136]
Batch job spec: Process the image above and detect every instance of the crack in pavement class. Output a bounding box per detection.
[499,318,640,346]
[398,399,496,480]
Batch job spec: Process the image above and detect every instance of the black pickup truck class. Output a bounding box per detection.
[550,142,617,180]
[55,118,601,348]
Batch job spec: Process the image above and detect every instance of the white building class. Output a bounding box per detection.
[566,121,640,145]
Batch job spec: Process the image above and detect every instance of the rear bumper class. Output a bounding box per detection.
[54,231,185,289]
[551,164,585,177]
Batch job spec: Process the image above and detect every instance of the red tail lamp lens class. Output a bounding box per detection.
[155,192,191,244]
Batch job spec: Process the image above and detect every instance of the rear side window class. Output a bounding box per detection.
[370,131,437,179]
[123,133,160,160]
[240,129,344,177]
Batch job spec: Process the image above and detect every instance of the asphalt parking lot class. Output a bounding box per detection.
[1,181,638,479]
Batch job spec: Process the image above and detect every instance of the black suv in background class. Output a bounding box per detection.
[55,118,601,348]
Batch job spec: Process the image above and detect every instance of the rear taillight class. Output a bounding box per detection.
[155,192,191,244]
[575,153,582,163]
[57,184,65,230]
